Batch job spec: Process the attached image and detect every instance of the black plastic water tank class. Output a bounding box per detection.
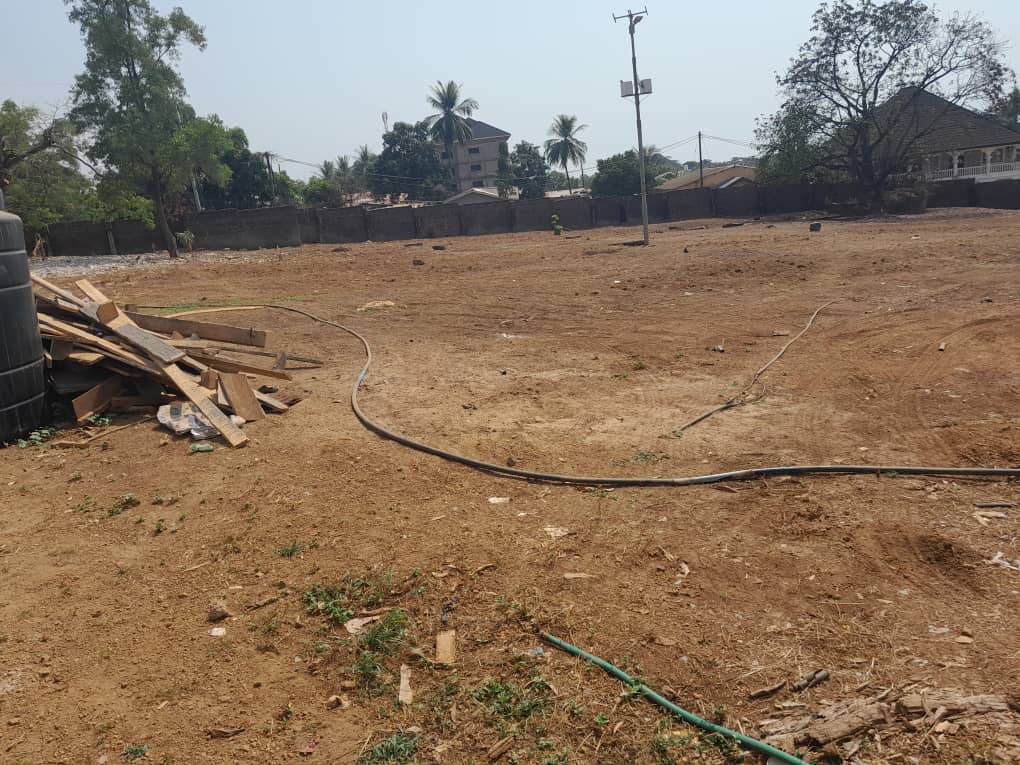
[0,210,46,441]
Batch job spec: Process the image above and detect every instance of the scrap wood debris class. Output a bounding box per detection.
[758,685,1017,752]
[30,274,310,447]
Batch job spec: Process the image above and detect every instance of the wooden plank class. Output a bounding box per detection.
[200,368,220,390]
[30,273,85,306]
[36,314,162,375]
[67,350,105,366]
[162,364,248,447]
[253,389,289,413]
[125,311,269,348]
[73,280,184,366]
[50,339,73,361]
[72,376,123,422]
[74,279,119,323]
[218,372,265,422]
[167,339,322,365]
[185,352,292,381]
[176,355,288,414]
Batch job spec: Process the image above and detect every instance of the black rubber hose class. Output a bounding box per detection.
[204,305,1020,486]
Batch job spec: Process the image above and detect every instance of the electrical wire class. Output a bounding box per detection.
[168,303,1020,488]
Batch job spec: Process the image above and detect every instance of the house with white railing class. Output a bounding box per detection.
[893,88,1020,183]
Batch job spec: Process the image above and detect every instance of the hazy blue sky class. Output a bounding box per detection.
[3,1,1018,179]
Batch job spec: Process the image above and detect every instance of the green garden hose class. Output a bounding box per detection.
[542,632,810,765]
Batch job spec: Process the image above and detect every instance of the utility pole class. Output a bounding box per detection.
[614,7,650,245]
[698,131,704,189]
[265,152,276,202]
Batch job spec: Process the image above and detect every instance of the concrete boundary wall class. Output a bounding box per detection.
[46,179,1020,256]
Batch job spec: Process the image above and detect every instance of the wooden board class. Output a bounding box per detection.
[162,364,248,448]
[185,352,292,380]
[218,372,265,422]
[253,389,289,413]
[76,301,185,366]
[167,339,322,366]
[72,376,123,421]
[74,279,119,323]
[37,314,162,375]
[125,311,269,348]
[30,273,84,306]
[50,339,73,361]
[67,350,105,366]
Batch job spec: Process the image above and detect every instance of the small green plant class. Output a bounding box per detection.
[75,495,97,513]
[153,519,167,536]
[358,610,407,654]
[350,650,383,688]
[277,542,302,558]
[583,487,616,500]
[550,213,563,235]
[69,471,83,482]
[175,230,195,251]
[631,359,648,371]
[594,713,610,725]
[86,414,113,427]
[360,733,418,764]
[110,493,141,516]
[472,679,547,719]
[17,426,62,448]
[651,734,689,765]
[542,750,570,765]
[565,701,585,717]
[610,373,630,379]
[302,585,354,624]
[122,743,149,760]
[151,493,177,506]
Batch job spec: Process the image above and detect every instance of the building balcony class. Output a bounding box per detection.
[922,161,1020,182]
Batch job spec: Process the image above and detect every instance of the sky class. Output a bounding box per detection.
[2,0,1019,180]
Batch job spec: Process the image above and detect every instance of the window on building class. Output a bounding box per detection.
[468,147,480,154]
[470,163,482,171]
[472,180,485,187]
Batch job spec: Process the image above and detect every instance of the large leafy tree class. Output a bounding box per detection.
[590,150,643,197]
[426,81,478,188]
[510,141,548,199]
[1,100,95,241]
[0,99,150,244]
[759,0,1012,205]
[199,126,275,209]
[544,115,587,194]
[368,121,450,202]
[67,0,232,257]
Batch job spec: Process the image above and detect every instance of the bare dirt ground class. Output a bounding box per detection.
[3,208,1020,765]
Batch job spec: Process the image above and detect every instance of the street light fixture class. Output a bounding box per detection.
[614,7,651,245]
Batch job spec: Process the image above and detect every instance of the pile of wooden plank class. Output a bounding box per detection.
[32,275,314,447]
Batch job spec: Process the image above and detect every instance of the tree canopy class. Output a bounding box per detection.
[510,141,548,199]
[368,121,451,202]
[757,0,1013,202]
[426,80,477,186]
[590,150,643,197]
[67,0,232,256]
[544,115,587,193]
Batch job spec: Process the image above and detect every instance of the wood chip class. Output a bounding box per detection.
[398,664,413,705]
[436,630,456,665]
[563,572,594,579]
[487,736,514,760]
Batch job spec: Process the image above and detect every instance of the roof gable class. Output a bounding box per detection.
[880,87,1020,154]
[465,118,510,141]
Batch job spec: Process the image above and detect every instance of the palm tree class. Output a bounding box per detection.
[544,115,588,194]
[353,145,376,191]
[426,80,479,190]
